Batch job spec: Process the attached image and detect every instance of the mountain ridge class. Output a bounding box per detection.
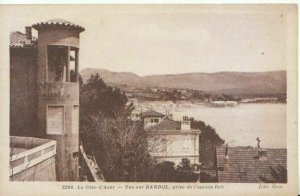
[81,68,286,77]
[80,68,286,95]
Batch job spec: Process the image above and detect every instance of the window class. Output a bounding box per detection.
[160,138,168,152]
[72,152,79,159]
[182,136,191,152]
[47,46,79,82]
[151,118,159,123]
[47,106,64,134]
[47,46,67,82]
[72,105,79,134]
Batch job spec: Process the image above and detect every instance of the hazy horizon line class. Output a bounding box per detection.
[81,67,287,77]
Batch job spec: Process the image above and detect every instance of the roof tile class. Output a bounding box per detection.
[32,18,85,32]
[146,117,181,131]
[216,146,287,183]
[10,31,37,48]
[141,110,165,118]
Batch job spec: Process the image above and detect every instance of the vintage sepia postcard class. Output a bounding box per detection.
[0,3,298,196]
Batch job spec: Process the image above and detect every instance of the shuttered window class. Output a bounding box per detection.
[72,105,79,134]
[47,106,64,134]
[182,136,191,152]
[160,138,168,152]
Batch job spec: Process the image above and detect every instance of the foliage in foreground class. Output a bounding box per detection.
[79,73,224,181]
[152,159,198,182]
[190,118,225,168]
[80,74,156,181]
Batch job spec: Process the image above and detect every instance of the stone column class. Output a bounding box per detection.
[75,48,79,82]
[66,46,70,82]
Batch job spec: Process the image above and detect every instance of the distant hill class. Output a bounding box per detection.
[80,68,286,96]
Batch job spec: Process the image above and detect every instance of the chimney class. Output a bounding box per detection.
[223,144,229,171]
[181,116,191,130]
[258,149,268,161]
[25,26,32,40]
[165,110,173,119]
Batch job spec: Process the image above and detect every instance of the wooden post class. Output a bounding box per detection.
[66,46,70,82]
[75,48,79,82]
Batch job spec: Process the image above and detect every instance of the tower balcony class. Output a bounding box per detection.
[38,81,79,102]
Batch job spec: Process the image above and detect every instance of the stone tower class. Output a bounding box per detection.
[32,19,85,181]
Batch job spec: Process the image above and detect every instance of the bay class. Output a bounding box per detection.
[149,103,286,148]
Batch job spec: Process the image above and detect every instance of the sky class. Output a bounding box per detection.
[3,4,292,76]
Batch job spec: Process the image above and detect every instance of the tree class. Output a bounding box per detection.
[152,161,177,182]
[91,107,156,181]
[151,159,198,182]
[190,118,225,168]
[175,158,198,182]
[80,73,157,182]
[70,69,84,85]
[80,73,129,156]
[80,73,128,118]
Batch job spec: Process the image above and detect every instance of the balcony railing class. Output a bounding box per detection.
[38,81,79,98]
[10,136,57,176]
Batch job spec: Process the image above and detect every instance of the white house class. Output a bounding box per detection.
[141,110,165,127]
[146,116,201,165]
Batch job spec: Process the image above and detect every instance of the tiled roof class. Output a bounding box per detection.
[32,18,85,32]
[216,146,287,183]
[10,31,37,48]
[141,110,165,118]
[146,117,181,131]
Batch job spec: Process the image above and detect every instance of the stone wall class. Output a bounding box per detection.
[37,82,79,181]
[10,48,38,137]
[10,156,56,181]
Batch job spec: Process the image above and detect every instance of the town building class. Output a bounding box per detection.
[240,97,279,103]
[10,18,85,181]
[215,146,287,183]
[129,106,142,122]
[146,115,201,165]
[141,110,165,127]
[209,101,238,107]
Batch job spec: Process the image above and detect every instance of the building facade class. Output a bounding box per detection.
[141,110,165,127]
[10,19,85,181]
[146,115,201,165]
